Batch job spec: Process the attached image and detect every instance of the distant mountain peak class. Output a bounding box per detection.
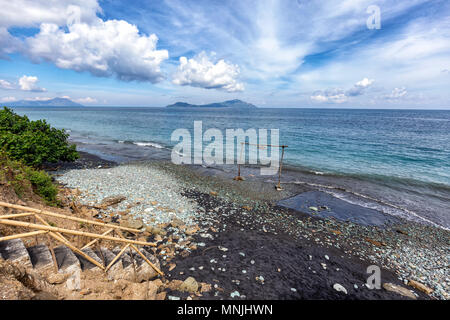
[2,97,84,107]
[166,99,257,109]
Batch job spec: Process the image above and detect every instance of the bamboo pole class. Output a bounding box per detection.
[46,236,59,273]
[33,213,70,242]
[0,219,155,247]
[47,232,105,270]
[116,231,163,276]
[131,244,164,276]
[105,244,130,272]
[0,201,142,234]
[30,214,107,270]
[276,145,285,190]
[0,212,36,219]
[81,229,113,250]
[0,230,48,242]
[32,213,71,272]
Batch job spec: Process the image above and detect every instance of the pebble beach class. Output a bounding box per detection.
[52,154,450,300]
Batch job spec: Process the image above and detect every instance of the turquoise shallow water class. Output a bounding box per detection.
[10,106,450,229]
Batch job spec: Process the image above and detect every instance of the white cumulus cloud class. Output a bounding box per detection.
[311,77,375,103]
[1,96,16,102]
[26,19,169,82]
[0,27,23,58]
[346,78,375,96]
[173,52,244,92]
[75,97,97,104]
[310,88,347,104]
[18,75,46,92]
[355,78,374,88]
[0,79,14,90]
[386,87,407,99]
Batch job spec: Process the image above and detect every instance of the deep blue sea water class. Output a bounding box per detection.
[10,107,450,229]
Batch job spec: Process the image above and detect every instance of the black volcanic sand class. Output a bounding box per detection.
[278,191,399,227]
[161,190,429,300]
[44,151,117,171]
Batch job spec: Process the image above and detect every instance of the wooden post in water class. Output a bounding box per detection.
[276,145,286,191]
[233,142,245,181]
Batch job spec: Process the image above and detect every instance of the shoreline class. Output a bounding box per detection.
[68,136,450,230]
[52,151,449,300]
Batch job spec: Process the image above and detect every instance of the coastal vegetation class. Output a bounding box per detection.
[0,107,78,205]
[0,107,78,167]
[0,151,58,205]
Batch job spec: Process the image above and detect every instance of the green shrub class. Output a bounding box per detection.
[25,167,58,204]
[0,107,78,167]
[0,151,59,205]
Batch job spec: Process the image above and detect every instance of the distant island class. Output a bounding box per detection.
[166,99,257,109]
[2,97,83,107]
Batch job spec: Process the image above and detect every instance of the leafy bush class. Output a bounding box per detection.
[25,167,58,203]
[0,107,78,167]
[0,151,59,205]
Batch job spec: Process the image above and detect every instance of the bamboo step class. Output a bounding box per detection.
[27,244,54,272]
[0,238,32,268]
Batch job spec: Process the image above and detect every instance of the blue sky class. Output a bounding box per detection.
[0,0,449,108]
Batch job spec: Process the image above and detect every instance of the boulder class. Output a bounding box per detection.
[99,195,126,208]
[131,249,160,282]
[27,244,55,273]
[95,247,124,281]
[179,277,199,293]
[0,239,33,269]
[145,226,166,236]
[121,218,144,230]
[53,246,81,291]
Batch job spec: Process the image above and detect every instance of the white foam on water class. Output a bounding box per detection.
[273,179,450,231]
[133,141,164,149]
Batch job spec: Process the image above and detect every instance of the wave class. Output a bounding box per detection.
[133,141,164,149]
[272,178,449,231]
[115,140,165,149]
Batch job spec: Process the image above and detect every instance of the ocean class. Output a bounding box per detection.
[10,106,450,230]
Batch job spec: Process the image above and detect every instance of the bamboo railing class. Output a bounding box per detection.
[0,201,163,276]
